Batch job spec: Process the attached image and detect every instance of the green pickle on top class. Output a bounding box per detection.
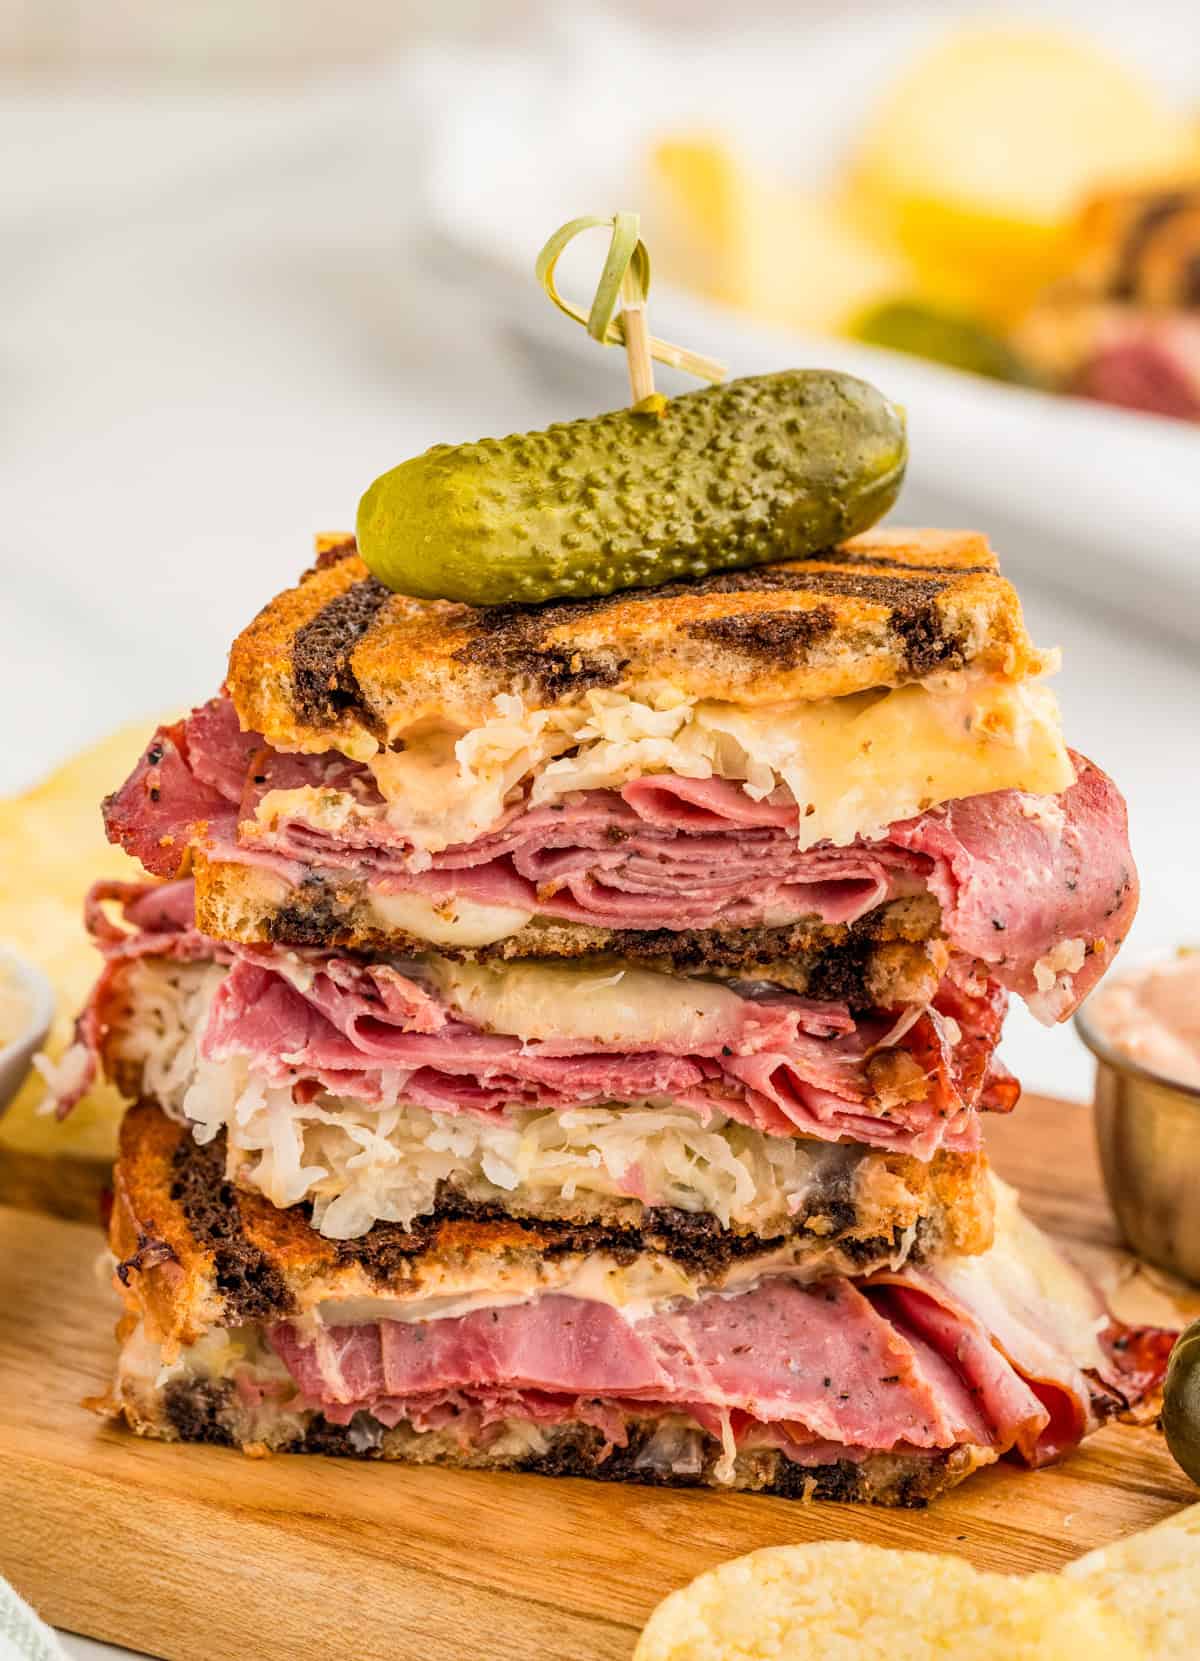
[357,368,906,607]
[358,213,906,607]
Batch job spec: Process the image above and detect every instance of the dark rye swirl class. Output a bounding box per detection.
[225,529,1035,759]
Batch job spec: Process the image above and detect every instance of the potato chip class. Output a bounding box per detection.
[634,1541,1144,1661]
[1066,1502,1200,1660]
[0,720,169,1157]
[848,25,1199,321]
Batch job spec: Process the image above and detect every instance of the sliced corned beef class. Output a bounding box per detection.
[103,694,1136,1022]
[265,1252,1156,1469]
[70,880,1011,1159]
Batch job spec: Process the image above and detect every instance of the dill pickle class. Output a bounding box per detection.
[852,299,1031,385]
[1163,1320,1200,1486]
[356,369,906,606]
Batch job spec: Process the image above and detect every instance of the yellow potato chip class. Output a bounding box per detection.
[0,720,169,1158]
[848,25,1199,321]
[1066,1502,1200,1660]
[634,1541,1145,1661]
[647,136,911,334]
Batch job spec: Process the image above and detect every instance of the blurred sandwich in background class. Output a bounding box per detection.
[647,23,1200,415]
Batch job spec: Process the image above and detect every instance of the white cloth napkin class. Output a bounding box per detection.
[0,1580,69,1661]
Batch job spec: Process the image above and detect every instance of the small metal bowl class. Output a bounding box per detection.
[0,946,55,1117]
[1077,993,1200,1285]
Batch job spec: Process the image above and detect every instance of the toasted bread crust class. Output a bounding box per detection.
[110,1103,225,1350]
[191,850,946,1001]
[110,1104,994,1351]
[113,1364,991,1507]
[226,530,1035,757]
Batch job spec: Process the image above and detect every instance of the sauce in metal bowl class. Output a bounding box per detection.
[1078,952,1200,1285]
[1085,952,1200,1090]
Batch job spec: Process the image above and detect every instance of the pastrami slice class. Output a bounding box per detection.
[103,694,1136,1021]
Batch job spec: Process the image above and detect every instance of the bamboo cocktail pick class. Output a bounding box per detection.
[535,212,727,413]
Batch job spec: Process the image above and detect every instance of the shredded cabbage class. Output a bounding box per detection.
[109,963,856,1241]
[110,959,227,1105]
[212,1085,849,1241]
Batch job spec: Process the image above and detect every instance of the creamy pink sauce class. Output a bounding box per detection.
[1086,954,1200,1089]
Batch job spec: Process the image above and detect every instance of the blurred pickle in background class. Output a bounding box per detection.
[648,22,1200,369]
[0,725,168,1161]
[853,299,1033,384]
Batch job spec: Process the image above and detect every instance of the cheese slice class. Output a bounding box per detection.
[424,958,749,1049]
[254,667,1073,856]
[369,890,534,948]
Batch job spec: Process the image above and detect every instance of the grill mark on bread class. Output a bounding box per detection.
[452,600,628,698]
[291,576,391,727]
[158,1128,937,1312]
[773,571,967,673]
[240,864,942,979]
[833,551,993,578]
[226,531,1031,745]
[460,566,848,661]
[329,1187,927,1284]
[504,1424,956,1506]
[449,553,985,693]
[778,569,948,605]
[686,604,838,660]
[610,559,988,600]
[635,564,843,600]
[465,556,989,622]
[515,912,936,1007]
[168,1132,295,1322]
[453,563,969,689]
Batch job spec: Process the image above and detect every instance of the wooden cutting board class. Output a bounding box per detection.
[0,1094,1196,1661]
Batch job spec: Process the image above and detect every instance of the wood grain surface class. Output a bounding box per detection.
[0,1147,108,1224]
[0,1095,1196,1661]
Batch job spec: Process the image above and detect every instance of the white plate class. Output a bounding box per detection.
[419,6,1200,639]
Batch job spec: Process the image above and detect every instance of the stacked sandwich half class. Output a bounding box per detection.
[62,527,1161,1505]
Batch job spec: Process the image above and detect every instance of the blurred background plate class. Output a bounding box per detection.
[420,5,1200,638]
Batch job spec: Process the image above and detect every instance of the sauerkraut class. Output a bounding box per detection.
[107,961,857,1241]
[252,670,1072,856]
